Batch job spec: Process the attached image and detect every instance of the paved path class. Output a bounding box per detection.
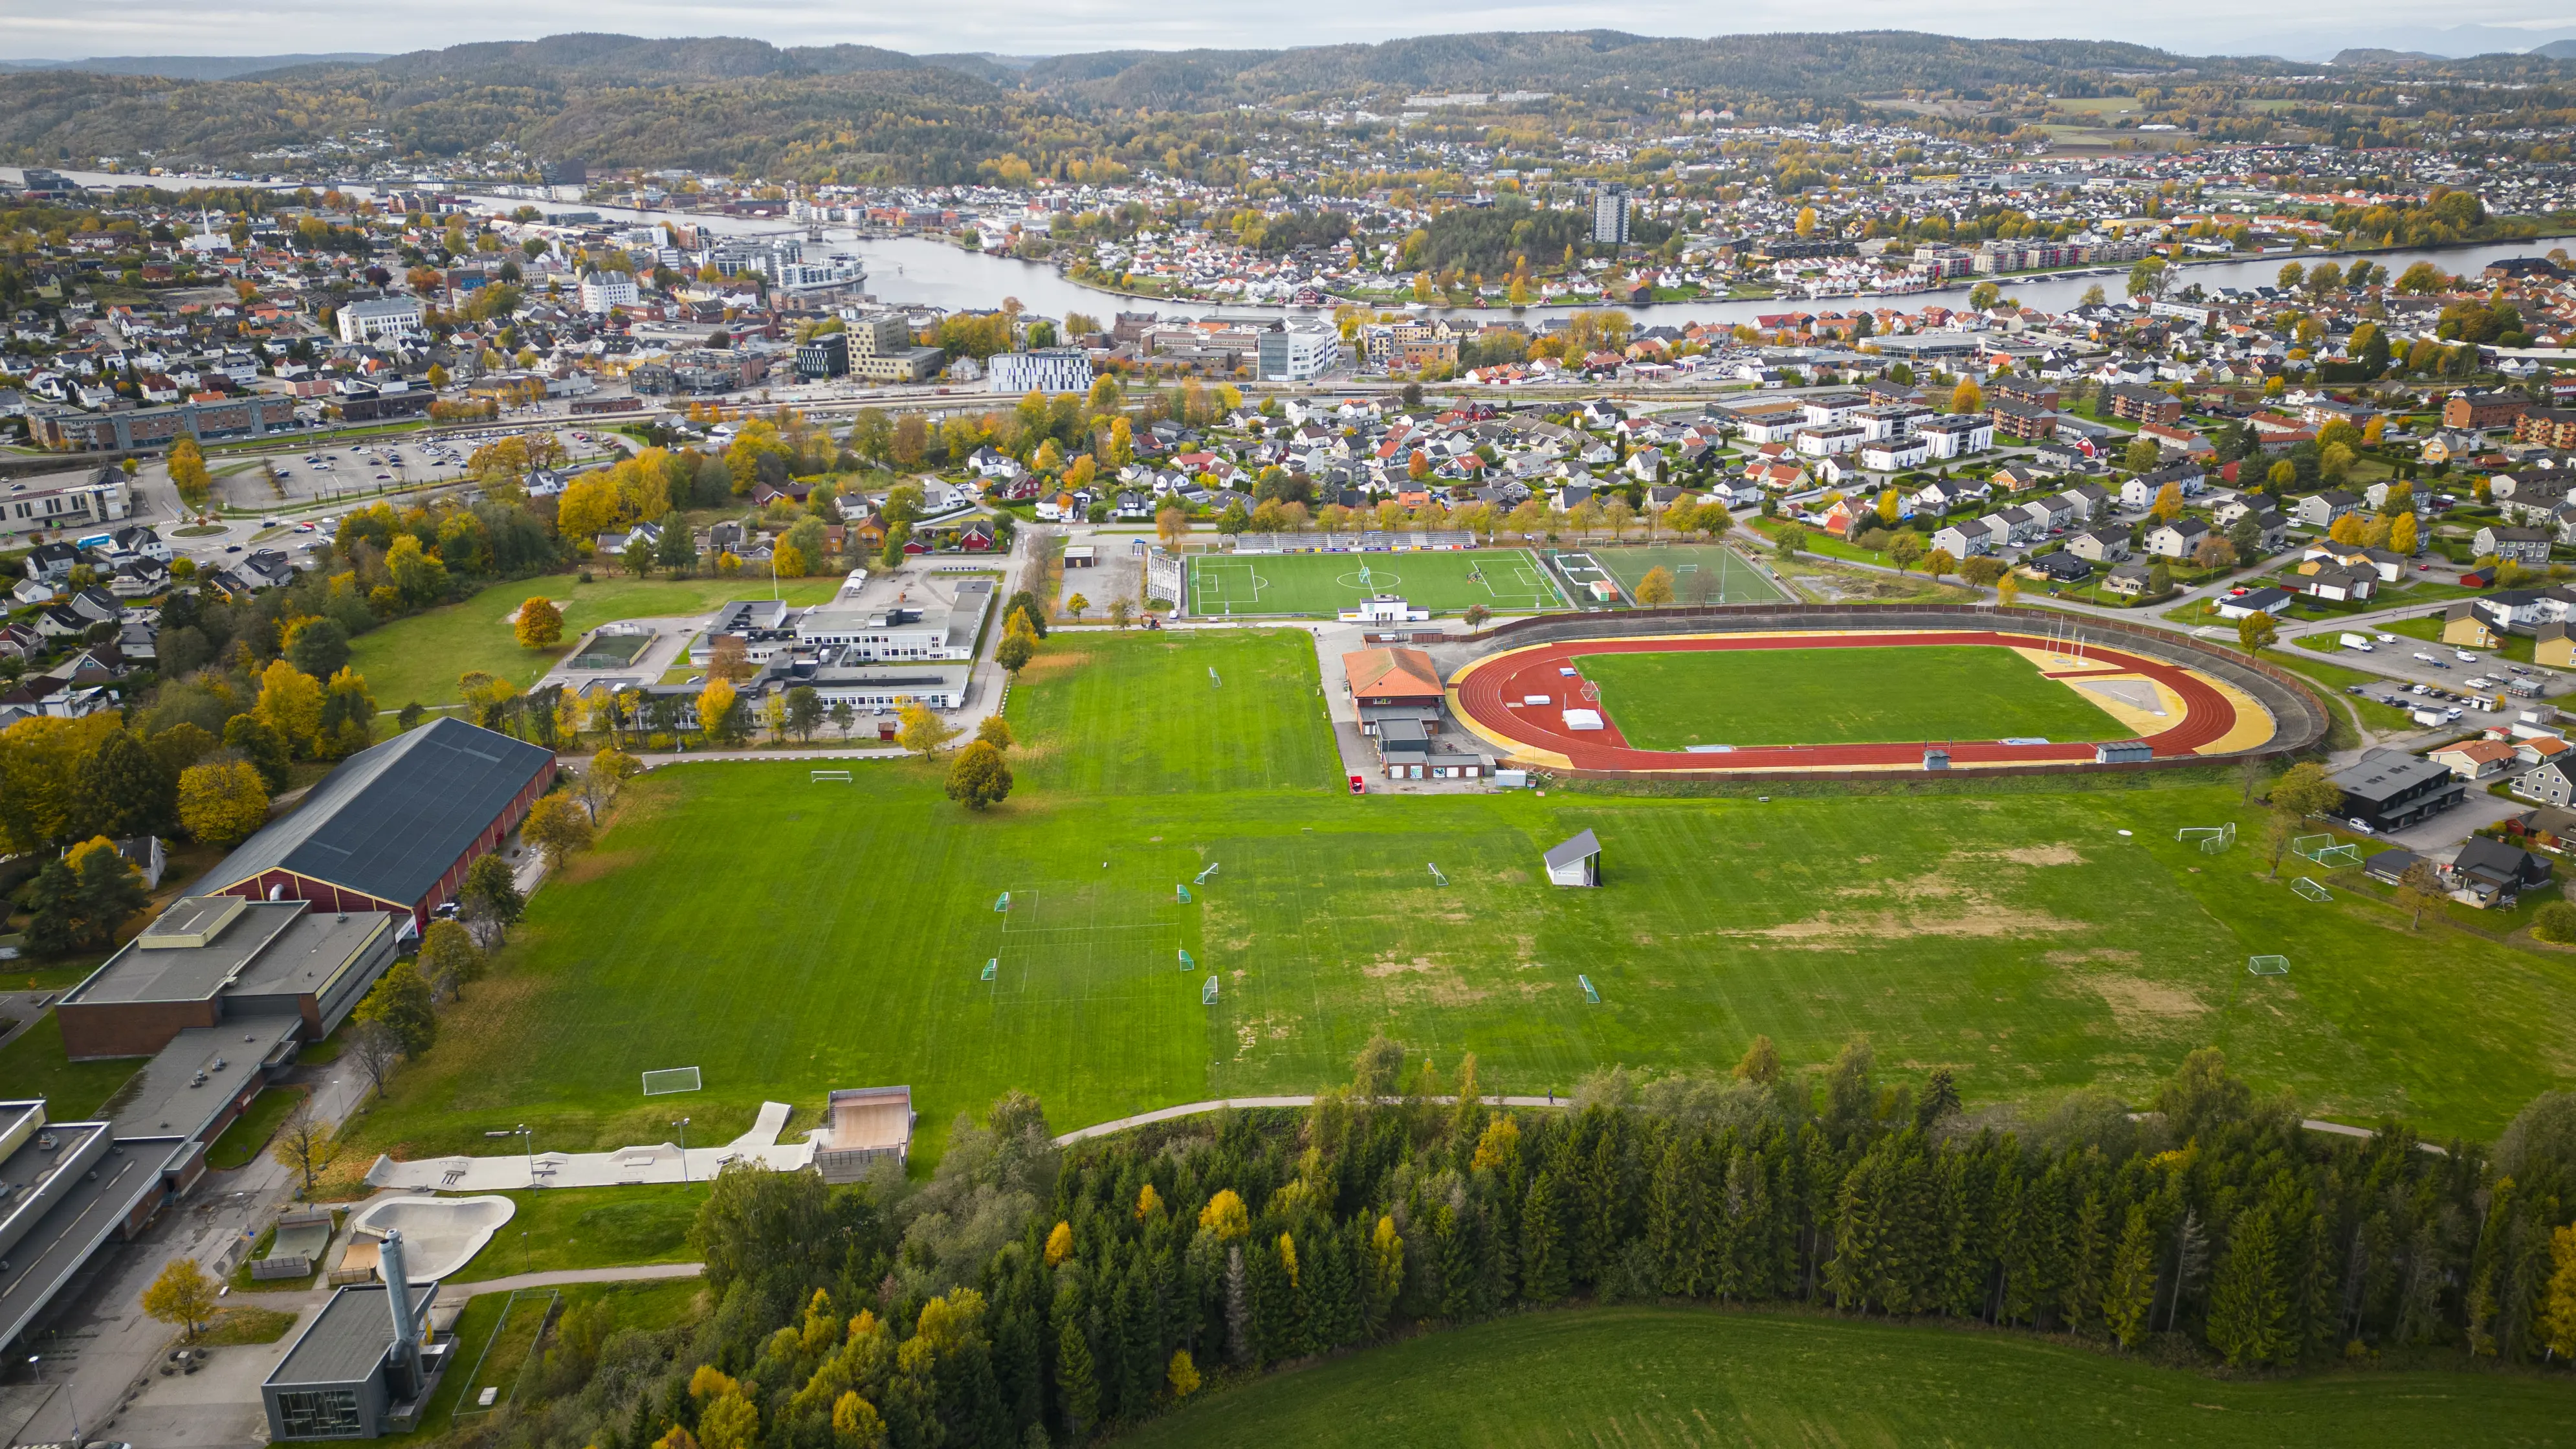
[367,1100,810,1192]
[1053,1094,1572,1145]
[437,1262,705,1305]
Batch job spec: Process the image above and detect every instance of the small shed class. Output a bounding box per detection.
[1543,830,1602,887]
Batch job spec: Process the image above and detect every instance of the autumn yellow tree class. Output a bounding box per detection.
[166,436,212,513]
[255,658,325,756]
[1198,1189,1249,1239]
[897,702,960,760]
[1948,379,1984,415]
[1635,566,1675,604]
[2150,481,2184,522]
[179,760,269,845]
[515,597,564,648]
[523,793,594,870]
[2390,511,2419,554]
[695,678,738,744]
[142,1257,219,1341]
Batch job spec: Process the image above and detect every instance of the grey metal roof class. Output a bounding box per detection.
[1543,830,1602,870]
[193,717,553,911]
[269,1282,437,1388]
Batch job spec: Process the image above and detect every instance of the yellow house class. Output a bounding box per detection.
[2443,601,2502,650]
[2540,620,2576,669]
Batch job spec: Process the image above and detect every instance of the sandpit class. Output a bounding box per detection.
[347,1193,517,1281]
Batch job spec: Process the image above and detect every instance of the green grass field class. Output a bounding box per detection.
[445,1185,700,1283]
[346,573,844,711]
[1121,1307,2576,1447]
[1592,542,1792,606]
[1575,645,2135,748]
[1187,548,1569,617]
[336,629,2576,1169]
[204,1086,305,1170]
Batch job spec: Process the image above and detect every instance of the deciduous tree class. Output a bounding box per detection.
[898,702,960,760]
[523,793,595,870]
[1634,566,1675,604]
[142,1257,219,1341]
[178,760,270,846]
[270,1098,342,1199]
[516,597,565,649]
[2236,610,2278,656]
[355,960,437,1057]
[945,741,1013,810]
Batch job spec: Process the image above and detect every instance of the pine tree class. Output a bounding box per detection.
[1223,1244,1252,1365]
[2105,1204,2159,1350]
[2207,1208,2291,1367]
[2067,1188,2109,1336]
[1053,1317,1095,1441]
[1438,1201,1484,1320]
[1521,1171,1570,1305]
[1646,1133,1710,1297]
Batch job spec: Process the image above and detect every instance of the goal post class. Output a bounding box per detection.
[2247,955,2291,977]
[2292,878,2331,902]
[809,769,853,784]
[641,1067,703,1096]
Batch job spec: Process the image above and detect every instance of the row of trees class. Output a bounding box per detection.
[438,1040,2576,1449]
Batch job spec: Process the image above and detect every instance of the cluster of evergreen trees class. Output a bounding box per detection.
[460,1043,2576,1449]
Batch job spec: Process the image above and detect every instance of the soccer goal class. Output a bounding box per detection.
[1202,975,1220,1004]
[1208,667,1222,689]
[994,892,1011,913]
[2200,835,2232,855]
[2294,834,2362,866]
[641,1067,703,1096]
[2247,955,2291,977]
[1578,974,1602,1005]
[809,769,853,784]
[1177,947,1196,971]
[1176,883,1193,903]
[1427,862,1449,887]
[1193,862,1220,885]
[2293,878,2332,903]
[981,958,997,982]
[2176,823,2236,846]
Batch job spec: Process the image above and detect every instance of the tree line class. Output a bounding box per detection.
[446,1040,2576,1449]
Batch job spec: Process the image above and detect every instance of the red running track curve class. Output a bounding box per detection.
[1450,631,2243,772]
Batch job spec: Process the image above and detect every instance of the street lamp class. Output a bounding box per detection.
[29,1353,80,1446]
[673,1117,691,1187]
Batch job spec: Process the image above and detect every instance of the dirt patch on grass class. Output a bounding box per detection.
[2046,947,2144,967]
[553,848,640,888]
[2087,975,2206,1026]
[1018,648,1096,674]
[1362,955,1440,977]
[1733,903,2076,946]
[1987,844,2086,867]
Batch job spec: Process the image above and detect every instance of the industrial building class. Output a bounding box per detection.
[53,895,400,1060]
[263,1230,450,1439]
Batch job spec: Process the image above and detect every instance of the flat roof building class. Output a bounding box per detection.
[54,896,399,1061]
[263,1236,448,1441]
[0,1100,190,1352]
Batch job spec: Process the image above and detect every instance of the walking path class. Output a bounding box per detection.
[1052,1094,1571,1145]
[437,1262,705,1305]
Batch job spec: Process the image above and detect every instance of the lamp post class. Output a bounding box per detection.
[29,1353,80,1446]
[518,1123,533,1188]
[673,1117,691,1188]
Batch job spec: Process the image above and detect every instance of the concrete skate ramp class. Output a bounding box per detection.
[348,1194,517,1281]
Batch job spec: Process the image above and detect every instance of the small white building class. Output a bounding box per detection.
[336,297,426,346]
[1543,829,1602,887]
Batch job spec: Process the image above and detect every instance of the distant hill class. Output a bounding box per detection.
[2329,49,2450,67]
[0,54,387,81]
[2535,39,2576,60]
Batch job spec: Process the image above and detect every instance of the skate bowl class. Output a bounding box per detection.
[347,1193,517,1280]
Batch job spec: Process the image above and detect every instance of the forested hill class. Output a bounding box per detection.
[7,28,2573,179]
[1020,31,2212,109]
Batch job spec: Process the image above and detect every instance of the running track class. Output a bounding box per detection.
[1451,631,2243,771]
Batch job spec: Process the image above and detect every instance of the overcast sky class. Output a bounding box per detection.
[6,0,2575,64]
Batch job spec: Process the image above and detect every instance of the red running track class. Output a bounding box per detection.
[1451,631,2243,772]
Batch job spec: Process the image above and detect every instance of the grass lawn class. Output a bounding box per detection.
[396,1279,703,1443]
[2260,653,2423,737]
[1185,548,1569,617]
[195,1306,301,1347]
[1591,542,1790,606]
[338,630,2576,1171]
[445,1185,701,1283]
[204,1086,306,1170]
[1574,645,2133,749]
[0,1013,140,1120]
[1119,1306,2576,1448]
[346,572,844,711]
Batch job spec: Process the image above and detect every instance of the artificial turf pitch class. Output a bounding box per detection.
[1593,542,1792,606]
[1187,547,1570,616]
[338,628,2576,1166]
[1576,643,2135,749]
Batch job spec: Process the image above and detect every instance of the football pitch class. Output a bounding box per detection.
[1187,548,1570,616]
[1576,643,2135,749]
[1594,543,1792,606]
[340,629,2576,1165]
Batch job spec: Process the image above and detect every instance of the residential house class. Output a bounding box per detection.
[2065,527,2131,563]
[2293,490,2364,529]
[2430,738,2520,780]
[2145,516,2212,560]
[2474,524,2553,566]
[2213,586,2293,620]
[2444,601,2504,649]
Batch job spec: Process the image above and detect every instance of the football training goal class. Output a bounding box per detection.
[810,769,853,784]
[2247,955,2291,977]
[2292,878,2332,903]
[642,1067,703,1096]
